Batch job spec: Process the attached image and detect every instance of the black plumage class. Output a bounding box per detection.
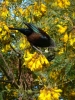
[9,23,55,47]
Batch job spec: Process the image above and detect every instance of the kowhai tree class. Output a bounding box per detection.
[0,0,75,100]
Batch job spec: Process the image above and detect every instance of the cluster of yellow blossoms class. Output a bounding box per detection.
[23,50,49,71]
[69,32,75,48]
[0,1,9,19]
[38,87,62,100]
[33,2,46,16]
[57,0,70,8]
[17,2,46,21]
[52,0,70,8]
[57,24,75,49]
[57,24,67,34]
[0,22,11,52]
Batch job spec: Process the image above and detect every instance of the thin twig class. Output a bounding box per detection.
[32,45,43,54]
[10,44,21,55]
[0,52,9,69]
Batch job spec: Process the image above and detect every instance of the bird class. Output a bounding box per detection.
[9,22,55,48]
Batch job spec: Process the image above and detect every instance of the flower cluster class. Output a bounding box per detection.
[0,1,9,19]
[57,24,67,34]
[23,50,49,71]
[69,32,75,48]
[57,0,70,8]
[23,2,46,21]
[52,0,70,8]
[0,22,11,52]
[0,22,10,41]
[38,87,62,100]
[57,24,75,49]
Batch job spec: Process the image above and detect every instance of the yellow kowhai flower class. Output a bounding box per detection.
[34,2,38,10]
[2,31,7,36]
[38,87,62,100]
[27,60,34,67]
[40,3,46,13]
[23,5,32,16]
[1,7,9,18]
[52,92,61,100]
[26,50,33,57]
[23,51,49,71]
[1,12,8,18]
[23,9,30,17]
[19,42,25,49]
[57,25,67,34]
[63,33,68,43]
[58,48,64,54]
[5,1,9,6]
[38,88,51,100]
[33,2,46,19]
[35,59,43,69]
[42,55,49,65]
[52,87,62,99]
[53,88,62,93]
[39,55,45,65]
[0,28,2,32]
[18,8,24,15]
[68,32,75,48]
[33,10,42,17]
[57,0,70,8]
[0,23,10,43]
[4,25,9,31]
[69,38,75,47]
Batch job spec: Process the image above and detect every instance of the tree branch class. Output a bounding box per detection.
[0,52,18,88]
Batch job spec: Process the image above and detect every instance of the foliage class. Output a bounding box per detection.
[0,0,75,100]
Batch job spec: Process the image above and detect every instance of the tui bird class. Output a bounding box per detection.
[9,23,55,48]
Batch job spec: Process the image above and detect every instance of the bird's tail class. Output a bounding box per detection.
[23,22,40,33]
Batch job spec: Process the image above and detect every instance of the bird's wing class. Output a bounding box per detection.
[24,22,41,34]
